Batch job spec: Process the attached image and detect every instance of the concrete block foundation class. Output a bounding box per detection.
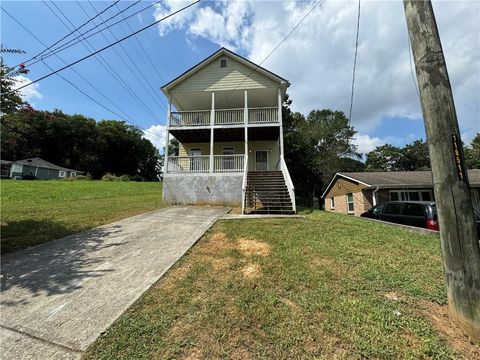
[163,173,243,206]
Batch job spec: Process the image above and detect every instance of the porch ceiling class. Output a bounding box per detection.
[170,126,280,144]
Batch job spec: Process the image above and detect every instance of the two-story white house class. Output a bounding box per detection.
[161,48,295,214]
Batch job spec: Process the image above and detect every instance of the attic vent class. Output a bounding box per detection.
[220,58,227,68]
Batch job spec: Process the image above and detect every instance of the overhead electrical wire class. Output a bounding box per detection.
[9,0,162,71]
[10,0,201,93]
[2,7,166,142]
[348,0,361,124]
[42,1,160,122]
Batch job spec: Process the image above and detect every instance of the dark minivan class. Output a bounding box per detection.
[361,201,439,230]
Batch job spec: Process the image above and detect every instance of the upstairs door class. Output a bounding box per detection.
[255,150,268,171]
[189,149,202,172]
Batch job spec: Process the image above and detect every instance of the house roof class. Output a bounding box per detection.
[161,47,290,95]
[14,158,83,173]
[322,169,480,198]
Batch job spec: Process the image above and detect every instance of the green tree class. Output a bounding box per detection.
[0,59,26,114]
[464,133,480,169]
[168,138,179,156]
[399,139,430,170]
[365,144,403,171]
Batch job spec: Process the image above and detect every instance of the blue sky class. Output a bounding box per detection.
[2,1,479,154]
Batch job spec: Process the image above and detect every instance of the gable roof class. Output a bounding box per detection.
[322,169,480,198]
[161,47,289,94]
[14,158,83,173]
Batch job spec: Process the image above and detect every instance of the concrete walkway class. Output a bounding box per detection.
[0,206,229,360]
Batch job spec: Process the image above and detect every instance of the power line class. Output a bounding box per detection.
[348,0,361,124]
[19,0,121,67]
[83,0,167,112]
[14,0,163,71]
[11,0,201,93]
[219,0,323,105]
[3,8,164,142]
[43,1,162,122]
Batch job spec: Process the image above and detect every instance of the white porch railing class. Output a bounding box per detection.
[215,108,244,125]
[167,156,210,173]
[170,111,210,127]
[167,155,246,174]
[248,107,278,124]
[280,156,296,213]
[241,154,248,214]
[213,154,244,172]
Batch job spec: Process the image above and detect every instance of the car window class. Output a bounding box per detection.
[372,204,384,214]
[403,203,425,217]
[384,203,403,215]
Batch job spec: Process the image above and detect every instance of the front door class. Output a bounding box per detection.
[189,149,202,171]
[255,150,268,171]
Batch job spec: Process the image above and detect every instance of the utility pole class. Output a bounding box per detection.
[403,0,480,340]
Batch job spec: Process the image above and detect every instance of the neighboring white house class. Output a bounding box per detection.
[161,48,295,214]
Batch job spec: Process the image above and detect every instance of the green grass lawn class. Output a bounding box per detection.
[84,210,478,359]
[0,180,165,254]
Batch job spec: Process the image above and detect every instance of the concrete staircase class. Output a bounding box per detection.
[244,171,295,214]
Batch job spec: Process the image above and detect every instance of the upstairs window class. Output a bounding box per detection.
[220,58,227,68]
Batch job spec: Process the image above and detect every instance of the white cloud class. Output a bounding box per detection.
[13,75,42,103]
[155,0,479,139]
[353,133,385,154]
[143,124,166,152]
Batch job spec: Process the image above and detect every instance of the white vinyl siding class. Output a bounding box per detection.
[171,56,279,93]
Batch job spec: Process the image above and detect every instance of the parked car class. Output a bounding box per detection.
[361,201,480,237]
[361,201,438,230]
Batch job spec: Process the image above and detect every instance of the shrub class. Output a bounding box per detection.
[128,175,145,182]
[64,174,91,181]
[22,174,36,180]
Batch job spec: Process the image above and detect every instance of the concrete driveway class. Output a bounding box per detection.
[0,206,229,360]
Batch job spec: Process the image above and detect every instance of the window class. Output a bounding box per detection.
[11,164,23,173]
[384,202,403,215]
[59,170,66,178]
[220,58,227,68]
[70,172,76,177]
[372,204,385,214]
[390,190,432,201]
[330,197,335,209]
[403,203,425,217]
[347,193,354,213]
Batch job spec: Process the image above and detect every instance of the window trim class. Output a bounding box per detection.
[330,197,335,210]
[220,58,227,68]
[59,170,66,178]
[389,189,433,202]
[346,193,354,214]
[70,172,76,177]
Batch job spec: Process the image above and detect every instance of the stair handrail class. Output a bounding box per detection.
[280,156,296,213]
[241,154,248,214]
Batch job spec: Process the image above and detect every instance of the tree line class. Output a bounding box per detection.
[280,96,480,206]
[1,59,161,181]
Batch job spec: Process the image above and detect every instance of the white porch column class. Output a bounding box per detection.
[244,90,248,165]
[164,94,172,175]
[278,88,284,159]
[210,92,215,173]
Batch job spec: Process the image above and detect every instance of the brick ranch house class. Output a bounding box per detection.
[161,48,295,214]
[322,170,480,217]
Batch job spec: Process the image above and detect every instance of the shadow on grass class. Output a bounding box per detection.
[1,220,125,306]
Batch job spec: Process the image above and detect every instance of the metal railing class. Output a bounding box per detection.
[213,154,244,172]
[248,107,278,124]
[167,156,210,173]
[170,111,210,127]
[215,108,244,125]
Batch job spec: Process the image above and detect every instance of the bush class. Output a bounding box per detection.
[101,173,130,181]
[22,174,36,180]
[128,175,145,182]
[64,174,92,181]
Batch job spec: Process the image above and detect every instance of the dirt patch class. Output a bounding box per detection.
[384,292,402,302]
[201,232,234,253]
[241,263,261,279]
[281,298,299,312]
[184,348,202,360]
[237,238,270,257]
[207,256,232,271]
[419,300,480,358]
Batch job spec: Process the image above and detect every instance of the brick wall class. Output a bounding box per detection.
[326,191,370,216]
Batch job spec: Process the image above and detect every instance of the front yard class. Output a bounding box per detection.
[84,210,479,359]
[0,180,164,254]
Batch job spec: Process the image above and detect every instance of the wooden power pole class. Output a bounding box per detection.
[403,0,480,340]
